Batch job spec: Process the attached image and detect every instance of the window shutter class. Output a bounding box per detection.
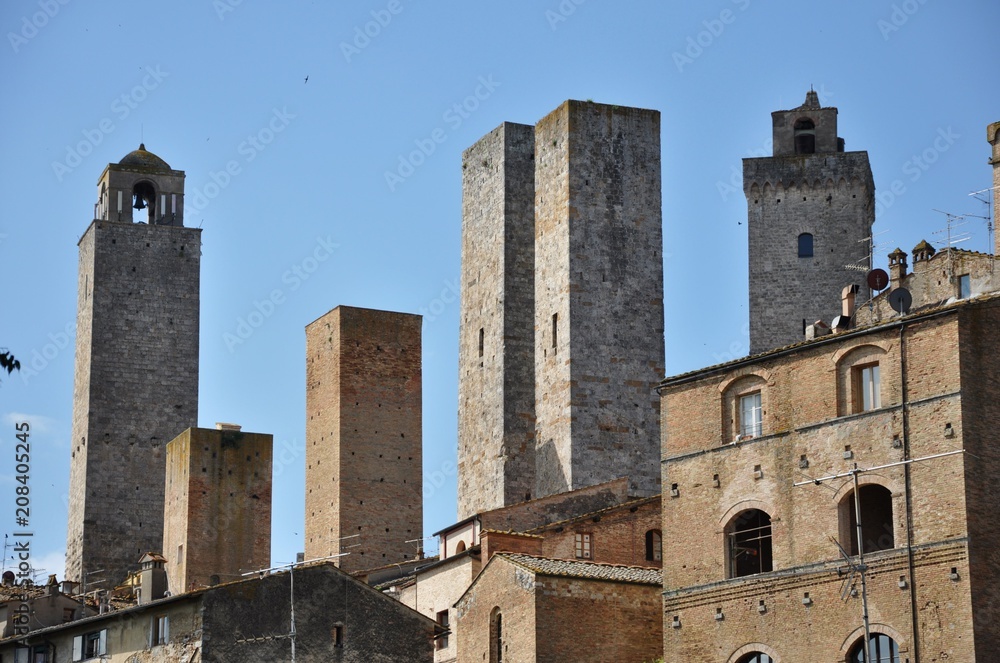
[72,636,83,661]
[97,629,107,656]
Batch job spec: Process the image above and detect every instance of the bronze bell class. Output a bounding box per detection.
[133,194,146,210]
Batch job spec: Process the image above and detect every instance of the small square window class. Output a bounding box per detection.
[854,363,881,412]
[575,533,592,559]
[739,392,762,438]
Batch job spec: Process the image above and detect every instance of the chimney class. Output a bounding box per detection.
[988,121,999,256]
[841,284,859,320]
[137,553,168,605]
[215,422,241,432]
[806,320,831,341]
[888,248,908,289]
[61,580,79,595]
[46,574,59,596]
[912,239,936,265]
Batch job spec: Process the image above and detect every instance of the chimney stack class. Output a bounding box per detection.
[137,553,168,605]
[888,248,908,289]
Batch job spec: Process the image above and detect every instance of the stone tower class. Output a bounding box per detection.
[162,425,272,594]
[304,306,422,573]
[66,145,201,586]
[744,91,875,354]
[457,122,536,519]
[533,101,664,499]
[989,121,1000,255]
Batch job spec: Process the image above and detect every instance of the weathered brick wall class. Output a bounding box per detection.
[480,531,543,560]
[958,301,1000,658]
[304,306,422,573]
[744,134,875,354]
[457,122,536,519]
[536,576,662,663]
[67,219,201,586]
[534,100,664,499]
[163,428,273,593]
[455,557,536,663]
[532,496,663,568]
[663,545,973,663]
[477,476,629,533]
[661,306,986,660]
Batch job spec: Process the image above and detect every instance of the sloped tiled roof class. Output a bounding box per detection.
[500,553,662,585]
[524,495,660,534]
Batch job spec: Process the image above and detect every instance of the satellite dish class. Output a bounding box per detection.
[867,268,889,291]
[888,288,912,314]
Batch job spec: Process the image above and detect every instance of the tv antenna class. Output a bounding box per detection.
[794,449,965,662]
[846,230,891,274]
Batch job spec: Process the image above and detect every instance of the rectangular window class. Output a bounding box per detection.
[551,313,558,351]
[959,273,971,299]
[73,629,107,661]
[739,392,762,438]
[436,610,450,650]
[478,327,484,358]
[575,533,592,559]
[855,363,881,412]
[332,624,344,647]
[151,614,169,646]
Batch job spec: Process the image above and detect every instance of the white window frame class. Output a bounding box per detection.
[72,628,107,661]
[575,532,592,559]
[739,391,762,438]
[856,363,881,412]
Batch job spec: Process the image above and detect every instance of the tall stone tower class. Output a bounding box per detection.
[66,145,201,586]
[533,101,664,499]
[162,425,272,594]
[304,306,422,573]
[989,121,1000,255]
[744,91,875,354]
[457,123,536,519]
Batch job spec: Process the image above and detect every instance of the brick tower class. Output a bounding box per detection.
[304,306,422,573]
[162,425,272,594]
[533,101,664,500]
[66,145,201,586]
[989,121,1000,256]
[457,122,536,519]
[744,91,875,354]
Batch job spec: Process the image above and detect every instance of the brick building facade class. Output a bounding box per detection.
[304,305,423,573]
[659,293,1000,662]
[162,426,273,594]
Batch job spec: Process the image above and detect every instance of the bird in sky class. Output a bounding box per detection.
[304,75,309,84]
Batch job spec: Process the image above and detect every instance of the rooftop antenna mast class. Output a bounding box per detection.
[932,209,982,284]
[968,184,999,270]
[794,449,965,662]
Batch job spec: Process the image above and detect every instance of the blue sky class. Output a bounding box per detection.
[1,0,997,581]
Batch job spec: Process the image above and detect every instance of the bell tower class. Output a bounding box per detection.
[744,91,875,354]
[66,145,201,587]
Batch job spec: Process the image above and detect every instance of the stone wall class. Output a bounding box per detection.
[67,219,201,586]
[457,122,536,519]
[534,100,664,499]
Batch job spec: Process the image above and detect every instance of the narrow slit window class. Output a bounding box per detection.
[551,313,558,351]
[478,327,484,358]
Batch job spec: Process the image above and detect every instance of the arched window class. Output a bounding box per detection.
[849,634,900,662]
[798,233,814,257]
[726,509,773,578]
[840,485,894,555]
[794,118,816,154]
[737,654,774,663]
[645,529,662,562]
[490,609,504,663]
[455,540,466,554]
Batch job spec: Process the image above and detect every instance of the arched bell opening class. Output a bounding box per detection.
[132,181,156,223]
